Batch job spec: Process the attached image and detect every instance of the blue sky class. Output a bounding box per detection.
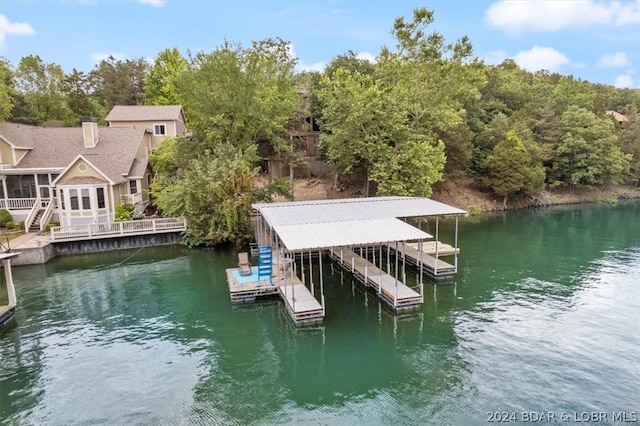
[1,0,639,88]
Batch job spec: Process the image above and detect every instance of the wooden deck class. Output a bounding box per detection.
[226,251,324,325]
[389,242,457,279]
[329,247,423,312]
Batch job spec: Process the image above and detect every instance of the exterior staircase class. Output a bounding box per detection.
[28,209,46,232]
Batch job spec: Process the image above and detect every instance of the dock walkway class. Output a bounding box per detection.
[329,247,422,311]
[388,242,457,279]
[226,248,324,325]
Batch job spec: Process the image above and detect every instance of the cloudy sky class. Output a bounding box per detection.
[1,0,639,88]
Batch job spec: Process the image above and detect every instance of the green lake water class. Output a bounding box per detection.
[1,201,639,425]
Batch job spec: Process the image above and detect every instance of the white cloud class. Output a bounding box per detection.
[355,51,376,63]
[0,14,36,48]
[90,52,126,64]
[614,74,634,88]
[483,50,509,65]
[485,0,640,33]
[597,52,630,68]
[296,61,326,72]
[139,0,166,7]
[512,46,570,72]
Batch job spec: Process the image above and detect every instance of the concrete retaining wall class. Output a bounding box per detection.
[12,233,184,265]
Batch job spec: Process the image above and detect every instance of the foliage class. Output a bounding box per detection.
[486,130,545,206]
[0,58,17,121]
[252,177,294,203]
[115,203,135,221]
[14,55,72,124]
[44,221,59,232]
[144,48,188,106]
[5,221,14,230]
[153,142,257,246]
[551,106,630,188]
[62,68,103,123]
[19,220,25,230]
[0,209,13,228]
[618,104,640,186]
[90,55,148,111]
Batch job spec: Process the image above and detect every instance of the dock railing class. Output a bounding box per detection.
[50,217,186,242]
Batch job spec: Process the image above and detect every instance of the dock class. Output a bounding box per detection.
[387,242,460,279]
[329,247,423,311]
[226,247,324,325]
[228,196,467,325]
[0,252,20,327]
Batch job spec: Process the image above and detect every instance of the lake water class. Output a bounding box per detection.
[1,201,639,425]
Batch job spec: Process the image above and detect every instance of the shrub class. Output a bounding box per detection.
[115,203,135,221]
[45,221,60,232]
[19,220,25,230]
[0,209,13,228]
[5,221,14,229]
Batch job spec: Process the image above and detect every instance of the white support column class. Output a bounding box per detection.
[435,217,440,276]
[319,249,324,309]
[309,250,314,295]
[454,215,459,271]
[4,258,16,307]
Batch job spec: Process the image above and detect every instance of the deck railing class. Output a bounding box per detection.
[50,217,187,242]
[120,193,143,205]
[0,198,38,210]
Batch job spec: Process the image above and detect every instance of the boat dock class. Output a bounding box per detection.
[0,252,20,327]
[329,247,422,311]
[227,196,467,326]
[387,241,458,279]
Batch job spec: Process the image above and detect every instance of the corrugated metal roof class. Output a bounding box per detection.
[254,196,467,227]
[274,218,432,251]
[254,196,464,251]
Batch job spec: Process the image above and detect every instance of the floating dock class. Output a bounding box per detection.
[329,247,422,311]
[228,196,467,325]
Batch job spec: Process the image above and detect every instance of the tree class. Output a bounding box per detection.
[149,38,300,245]
[486,130,545,206]
[62,68,103,122]
[144,48,187,105]
[90,56,148,111]
[14,55,72,124]
[551,106,630,188]
[0,58,16,121]
[617,104,640,186]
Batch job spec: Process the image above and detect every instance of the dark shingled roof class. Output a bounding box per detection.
[105,105,184,122]
[0,122,146,184]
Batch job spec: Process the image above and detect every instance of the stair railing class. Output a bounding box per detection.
[39,198,55,231]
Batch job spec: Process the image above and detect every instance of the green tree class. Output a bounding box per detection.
[486,130,545,206]
[551,106,630,188]
[618,104,640,186]
[144,48,187,106]
[62,68,103,123]
[14,55,72,123]
[0,58,17,121]
[90,56,148,111]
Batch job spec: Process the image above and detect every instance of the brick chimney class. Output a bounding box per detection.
[82,116,98,148]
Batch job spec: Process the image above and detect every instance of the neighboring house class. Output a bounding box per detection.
[106,105,188,150]
[606,110,628,125]
[0,105,186,231]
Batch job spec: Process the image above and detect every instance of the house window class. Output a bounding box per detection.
[153,124,166,136]
[97,188,105,208]
[81,188,90,209]
[59,189,65,209]
[69,189,79,210]
[129,180,138,195]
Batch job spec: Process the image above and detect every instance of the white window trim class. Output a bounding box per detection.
[153,123,166,136]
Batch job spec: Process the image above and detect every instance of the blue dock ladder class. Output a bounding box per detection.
[258,246,273,286]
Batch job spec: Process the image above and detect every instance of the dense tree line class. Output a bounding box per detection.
[1,7,639,245]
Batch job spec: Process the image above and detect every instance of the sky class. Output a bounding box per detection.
[0,0,639,88]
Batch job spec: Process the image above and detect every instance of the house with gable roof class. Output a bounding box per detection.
[0,105,186,232]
